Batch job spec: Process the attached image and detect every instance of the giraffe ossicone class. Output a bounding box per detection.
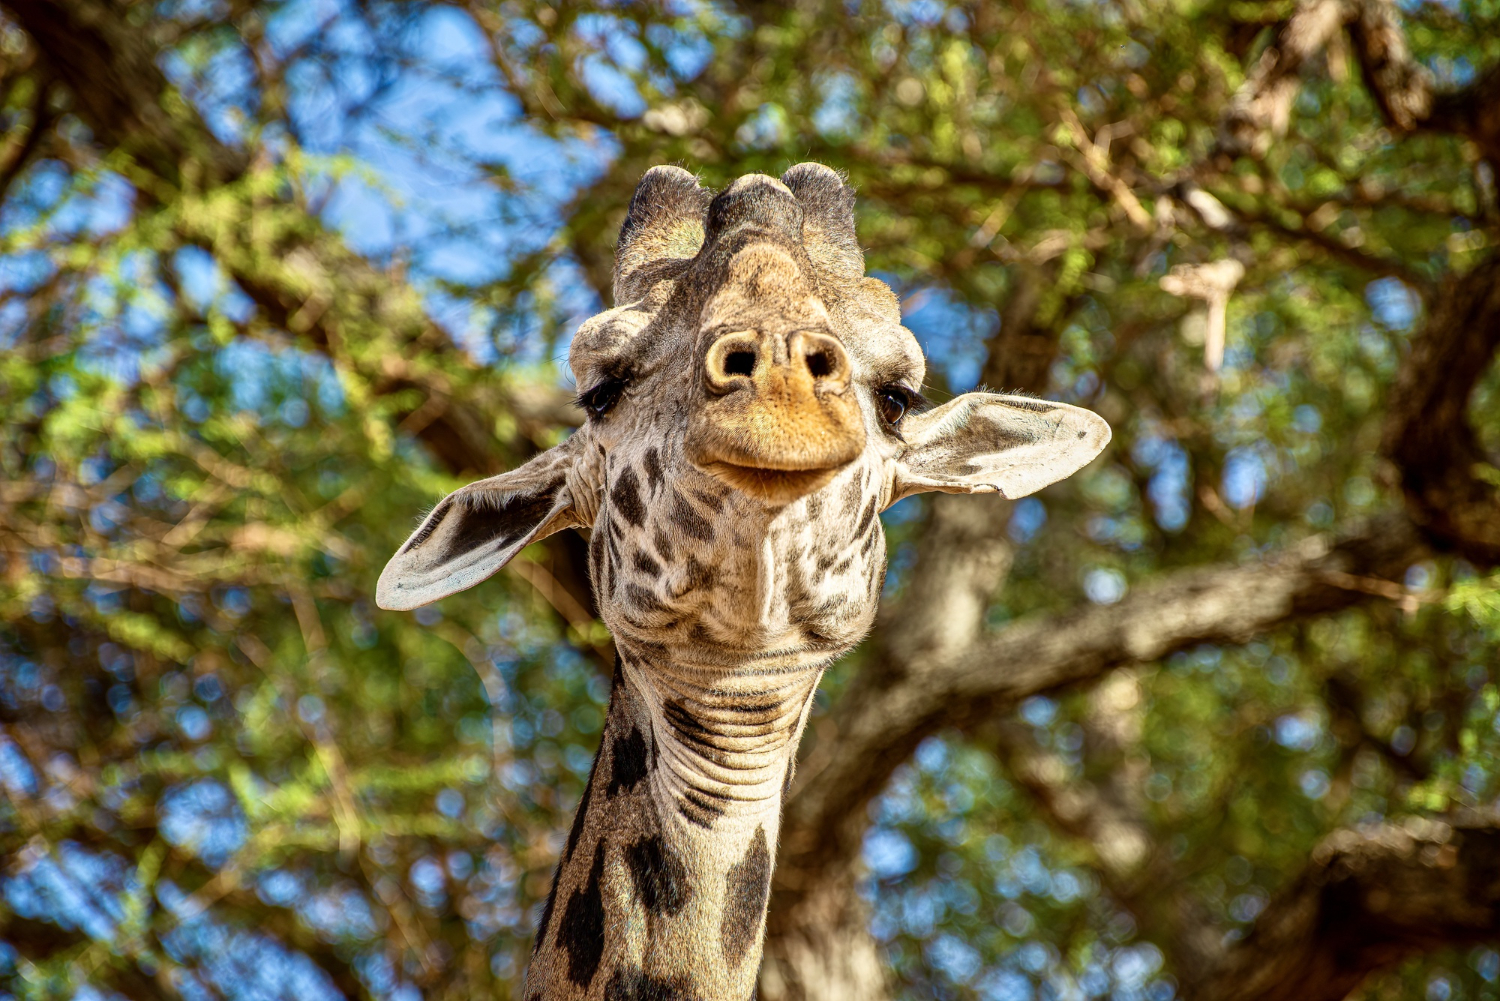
[377,163,1110,1000]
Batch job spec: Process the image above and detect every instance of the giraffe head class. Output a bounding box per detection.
[377,164,1109,660]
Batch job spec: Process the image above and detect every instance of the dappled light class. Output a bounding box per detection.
[2,1,1500,1000]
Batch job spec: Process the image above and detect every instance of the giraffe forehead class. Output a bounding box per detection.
[698,244,830,332]
[716,243,810,297]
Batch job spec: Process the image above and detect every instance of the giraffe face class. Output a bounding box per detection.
[376,165,1110,660]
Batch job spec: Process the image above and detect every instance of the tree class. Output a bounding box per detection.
[1,1,1499,1000]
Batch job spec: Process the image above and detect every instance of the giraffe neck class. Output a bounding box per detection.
[525,641,826,1001]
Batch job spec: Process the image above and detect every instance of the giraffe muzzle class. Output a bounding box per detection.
[686,328,865,502]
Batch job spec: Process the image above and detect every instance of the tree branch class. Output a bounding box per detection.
[2,0,600,622]
[1192,816,1500,1001]
[1217,0,1500,164]
[1220,0,1353,156]
[767,515,1427,999]
[1,0,248,187]
[781,514,1425,878]
[1,0,517,476]
[1346,0,1434,133]
[1234,0,1500,165]
[0,75,55,203]
[1381,253,1500,563]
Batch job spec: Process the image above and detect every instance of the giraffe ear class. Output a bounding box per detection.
[890,393,1111,503]
[377,442,589,611]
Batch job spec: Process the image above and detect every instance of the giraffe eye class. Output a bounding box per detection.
[578,376,628,418]
[877,385,914,426]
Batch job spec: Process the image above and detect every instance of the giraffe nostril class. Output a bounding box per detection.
[724,350,756,377]
[805,350,833,378]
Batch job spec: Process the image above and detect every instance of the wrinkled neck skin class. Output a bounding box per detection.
[525,449,888,1001]
[524,653,815,1001]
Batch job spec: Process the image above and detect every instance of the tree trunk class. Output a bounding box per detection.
[761,865,886,1001]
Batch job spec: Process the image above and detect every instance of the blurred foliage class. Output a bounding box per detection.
[1,1,1500,1000]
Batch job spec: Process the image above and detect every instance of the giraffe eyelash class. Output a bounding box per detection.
[577,376,629,419]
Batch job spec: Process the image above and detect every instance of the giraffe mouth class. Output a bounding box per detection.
[695,460,843,504]
[684,352,864,504]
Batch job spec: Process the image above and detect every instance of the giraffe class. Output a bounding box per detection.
[376,163,1110,1001]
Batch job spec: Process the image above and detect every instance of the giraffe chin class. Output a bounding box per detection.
[695,460,843,504]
